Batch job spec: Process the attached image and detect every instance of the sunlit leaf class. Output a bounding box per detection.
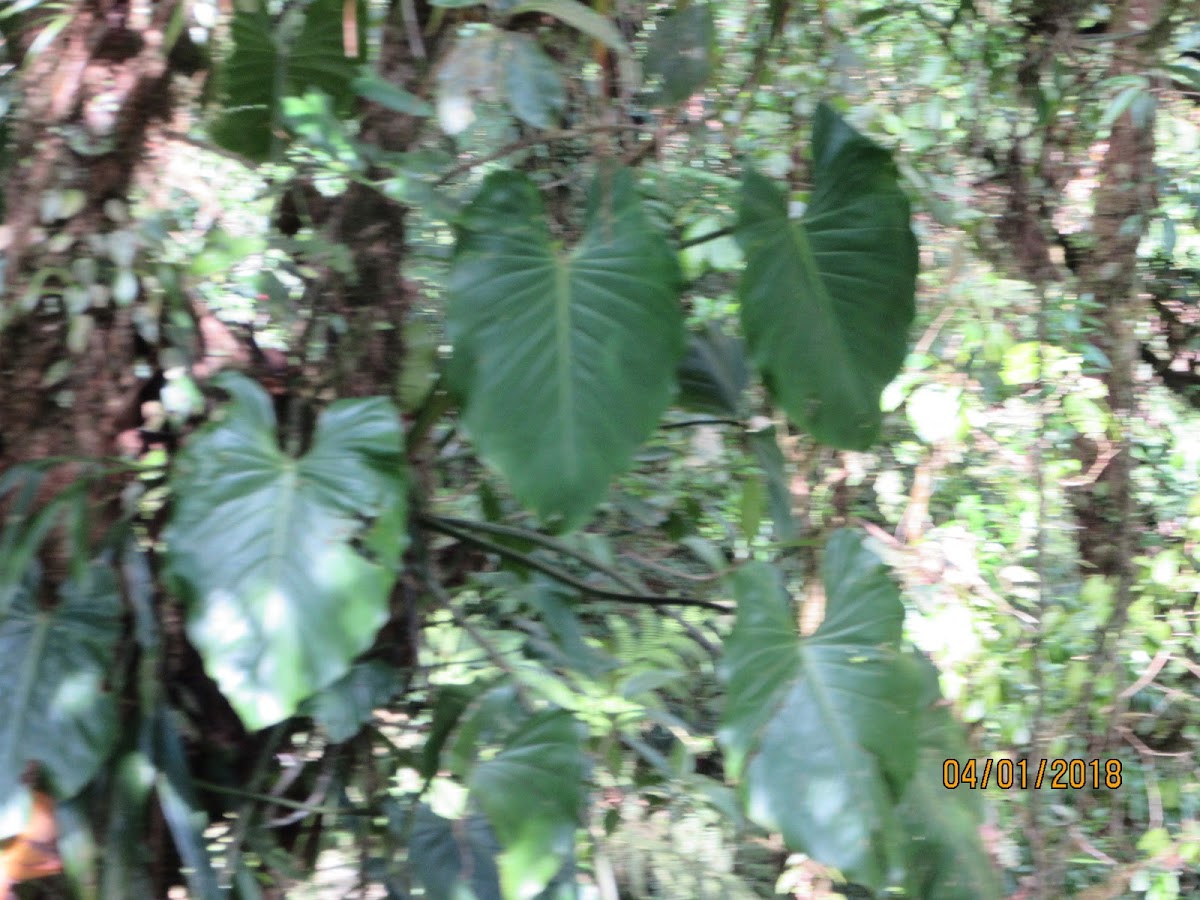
[164,373,407,730]
[468,710,585,900]
[0,560,120,833]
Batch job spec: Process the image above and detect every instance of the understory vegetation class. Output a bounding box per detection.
[0,0,1197,897]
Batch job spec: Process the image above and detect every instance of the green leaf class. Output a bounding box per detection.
[739,476,766,540]
[676,322,748,418]
[153,705,222,900]
[164,373,407,730]
[303,660,404,742]
[410,805,502,900]
[502,33,566,129]
[523,580,617,678]
[736,104,917,449]
[644,4,715,105]
[746,425,797,541]
[448,169,684,530]
[422,684,485,781]
[0,561,121,817]
[398,319,440,412]
[1100,82,1148,129]
[210,0,364,161]
[468,710,585,899]
[352,75,433,116]
[189,227,265,278]
[718,531,920,890]
[101,749,157,899]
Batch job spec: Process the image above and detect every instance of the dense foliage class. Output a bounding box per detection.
[0,0,1197,898]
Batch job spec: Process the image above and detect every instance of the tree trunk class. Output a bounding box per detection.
[0,0,184,563]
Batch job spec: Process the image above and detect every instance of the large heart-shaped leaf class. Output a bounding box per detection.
[718,530,920,890]
[448,169,684,530]
[0,561,121,836]
[164,373,406,730]
[737,103,917,449]
[468,710,585,899]
[210,0,364,161]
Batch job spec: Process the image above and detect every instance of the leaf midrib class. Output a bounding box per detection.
[553,255,579,482]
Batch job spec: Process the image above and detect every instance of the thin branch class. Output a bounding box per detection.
[677,225,734,250]
[417,513,733,612]
[660,417,743,430]
[622,550,728,584]
[1117,649,1171,700]
[192,778,363,817]
[410,523,536,708]
[432,515,641,592]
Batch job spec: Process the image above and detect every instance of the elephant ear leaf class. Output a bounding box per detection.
[0,560,121,834]
[164,373,407,730]
[718,530,920,891]
[737,103,917,450]
[448,168,684,531]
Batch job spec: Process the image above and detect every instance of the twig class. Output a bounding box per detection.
[192,778,363,817]
[677,226,734,250]
[417,513,733,612]
[431,515,641,592]
[431,573,534,710]
[622,551,728,584]
[660,416,743,429]
[1117,650,1171,700]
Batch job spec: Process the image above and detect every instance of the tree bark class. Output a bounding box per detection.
[0,0,185,570]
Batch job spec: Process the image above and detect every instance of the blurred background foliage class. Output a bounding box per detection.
[0,0,1197,897]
